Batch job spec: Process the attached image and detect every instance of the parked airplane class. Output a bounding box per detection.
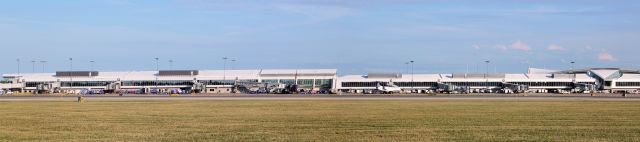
[375,82,402,94]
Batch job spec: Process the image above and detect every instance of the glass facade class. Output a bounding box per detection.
[198,80,234,85]
[122,80,192,86]
[508,82,573,87]
[156,80,193,86]
[62,81,111,87]
[26,82,48,87]
[446,82,502,87]
[341,81,584,88]
[297,79,314,87]
[262,79,279,84]
[342,82,387,87]
[616,82,640,86]
[280,79,295,85]
[394,82,437,87]
[577,82,596,85]
[239,79,259,83]
[0,78,12,84]
[315,79,333,86]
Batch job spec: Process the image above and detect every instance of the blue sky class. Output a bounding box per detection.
[1,0,638,75]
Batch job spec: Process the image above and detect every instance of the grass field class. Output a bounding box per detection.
[1,100,640,141]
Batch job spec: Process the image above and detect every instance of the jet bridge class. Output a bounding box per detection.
[501,82,528,93]
[573,82,597,93]
[437,82,470,93]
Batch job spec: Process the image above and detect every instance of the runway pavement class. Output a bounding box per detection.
[1,95,640,101]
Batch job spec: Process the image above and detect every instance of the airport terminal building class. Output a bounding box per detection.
[1,68,640,94]
[338,68,640,94]
[0,69,337,94]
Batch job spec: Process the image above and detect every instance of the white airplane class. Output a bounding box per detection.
[376,82,402,94]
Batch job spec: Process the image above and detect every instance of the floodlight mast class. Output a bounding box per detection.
[40,61,47,72]
[69,58,73,94]
[155,57,159,94]
[485,60,490,92]
[223,57,228,86]
[410,61,415,93]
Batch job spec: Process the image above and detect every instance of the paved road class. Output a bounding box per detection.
[2,95,640,101]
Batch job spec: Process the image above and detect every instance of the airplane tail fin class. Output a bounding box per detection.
[376,82,384,90]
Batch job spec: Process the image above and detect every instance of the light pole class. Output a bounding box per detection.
[571,61,576,81]
[90,61,95,71]
[466,63,469,74]
[485,61,490,77]
[223,57,228,85]
[405,62,409,74]
[168,60,173,70]
[485,60,490,93]
[31,60,36,73]
[154,58,159,94]
[69,58,73,94]
[410,60,415,93]
[570,61,576,93]
[40,61,47,73]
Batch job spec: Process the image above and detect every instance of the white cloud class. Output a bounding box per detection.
[496,40,531,51]
[472,44,480,50]
[597,52,617,62]
[547,44,566,51]
[510,40,531,51]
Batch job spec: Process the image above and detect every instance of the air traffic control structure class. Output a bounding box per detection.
[1,68,640,94]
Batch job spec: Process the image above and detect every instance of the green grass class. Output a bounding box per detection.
[1,100,640,141]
